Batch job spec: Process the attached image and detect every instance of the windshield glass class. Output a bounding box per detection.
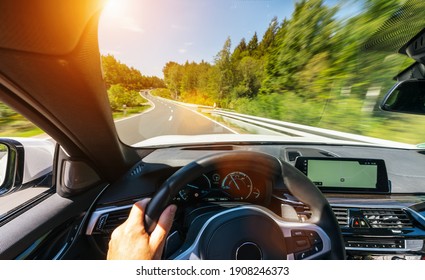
[98,0,425,147]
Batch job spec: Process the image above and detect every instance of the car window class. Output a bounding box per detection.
[0,102,54,220]
[98,0,425,149]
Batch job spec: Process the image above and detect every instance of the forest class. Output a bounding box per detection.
[158,0,425,144]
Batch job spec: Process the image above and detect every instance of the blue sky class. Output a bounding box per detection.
[98,0,358,78]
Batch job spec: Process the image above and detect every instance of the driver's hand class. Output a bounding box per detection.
[107,198,177,260]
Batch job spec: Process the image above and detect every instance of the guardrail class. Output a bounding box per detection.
[151,94,416,149]
[211,110,415,149]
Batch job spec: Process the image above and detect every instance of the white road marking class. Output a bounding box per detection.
[149,93,237,134]
[168,116,173,121]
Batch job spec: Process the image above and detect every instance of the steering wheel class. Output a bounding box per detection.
[144,151,345,260]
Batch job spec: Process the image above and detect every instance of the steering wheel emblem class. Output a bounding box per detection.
[235,242,263,260]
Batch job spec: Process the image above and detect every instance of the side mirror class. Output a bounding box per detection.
[0,138,54,196]
[380,80,425,115]
[0,144,7,186]
[0,139,24,195]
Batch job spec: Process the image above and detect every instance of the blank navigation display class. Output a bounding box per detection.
[308,160,377,188]
[294,157,389,193]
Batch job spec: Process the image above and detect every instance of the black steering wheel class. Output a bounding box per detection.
[144,151,345,260]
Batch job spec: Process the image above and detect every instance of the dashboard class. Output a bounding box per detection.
[173,168,271,204]
[85,143,425,260]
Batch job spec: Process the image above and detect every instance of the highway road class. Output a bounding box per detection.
[115,94,236,145]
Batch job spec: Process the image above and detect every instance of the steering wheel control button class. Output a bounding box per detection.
[293,237,310,252]
[236,242,263,260]
[305,231,322,245]
[291,230,305,237]
[295,239,308,247]
[295,250,311,260]
[311,242,323,253]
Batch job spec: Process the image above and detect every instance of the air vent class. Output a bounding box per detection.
[94,207,131,234]
[331,206,349,227]
[361,209,413,229]
[287,151,301,161]
[130,163,144,177]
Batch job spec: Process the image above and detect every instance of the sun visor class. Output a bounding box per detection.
[0,0,106,55]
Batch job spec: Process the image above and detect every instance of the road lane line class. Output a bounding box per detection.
[168,116,173,121]
[149,93,237,134]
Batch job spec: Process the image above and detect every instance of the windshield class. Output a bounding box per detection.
[98,0,425,146]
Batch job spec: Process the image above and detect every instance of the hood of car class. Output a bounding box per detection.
[134,133,417,149]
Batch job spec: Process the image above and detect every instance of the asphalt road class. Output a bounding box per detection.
[115,94,235,145]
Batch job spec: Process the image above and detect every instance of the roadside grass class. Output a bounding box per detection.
[0,117,45,137]
[0,126,44,138]
[112,104,150,119]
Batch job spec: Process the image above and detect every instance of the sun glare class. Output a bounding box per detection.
[102,0,127,18]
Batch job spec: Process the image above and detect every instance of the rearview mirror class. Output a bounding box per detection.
[380,80,425,115]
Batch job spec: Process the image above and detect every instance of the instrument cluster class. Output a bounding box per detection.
[173,168,270,204]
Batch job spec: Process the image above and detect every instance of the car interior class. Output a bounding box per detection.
[0,0,425,261]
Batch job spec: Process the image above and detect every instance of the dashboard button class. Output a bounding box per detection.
[352,218,361,228]
[359,219,369,228]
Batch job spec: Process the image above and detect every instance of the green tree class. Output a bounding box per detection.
[247,32,259,57]
[231,38,248,63]
[258,17,279,57]
[101,54,165,91]
[262,0,337,95]
[214,37,235,105]
[107,84,144,110]
[163,61,183,99]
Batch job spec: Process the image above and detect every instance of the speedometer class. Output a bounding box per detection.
[221,171,253,200]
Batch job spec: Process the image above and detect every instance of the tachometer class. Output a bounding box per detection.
[221,171,253,200]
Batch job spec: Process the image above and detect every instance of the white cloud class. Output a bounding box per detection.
[184,42,194,46]
[178,49,187,54]
[121,17,144,33]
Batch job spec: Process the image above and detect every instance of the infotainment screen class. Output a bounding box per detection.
[294,157,390,193]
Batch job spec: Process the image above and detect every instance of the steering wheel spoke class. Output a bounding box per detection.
[168,204,331,260]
